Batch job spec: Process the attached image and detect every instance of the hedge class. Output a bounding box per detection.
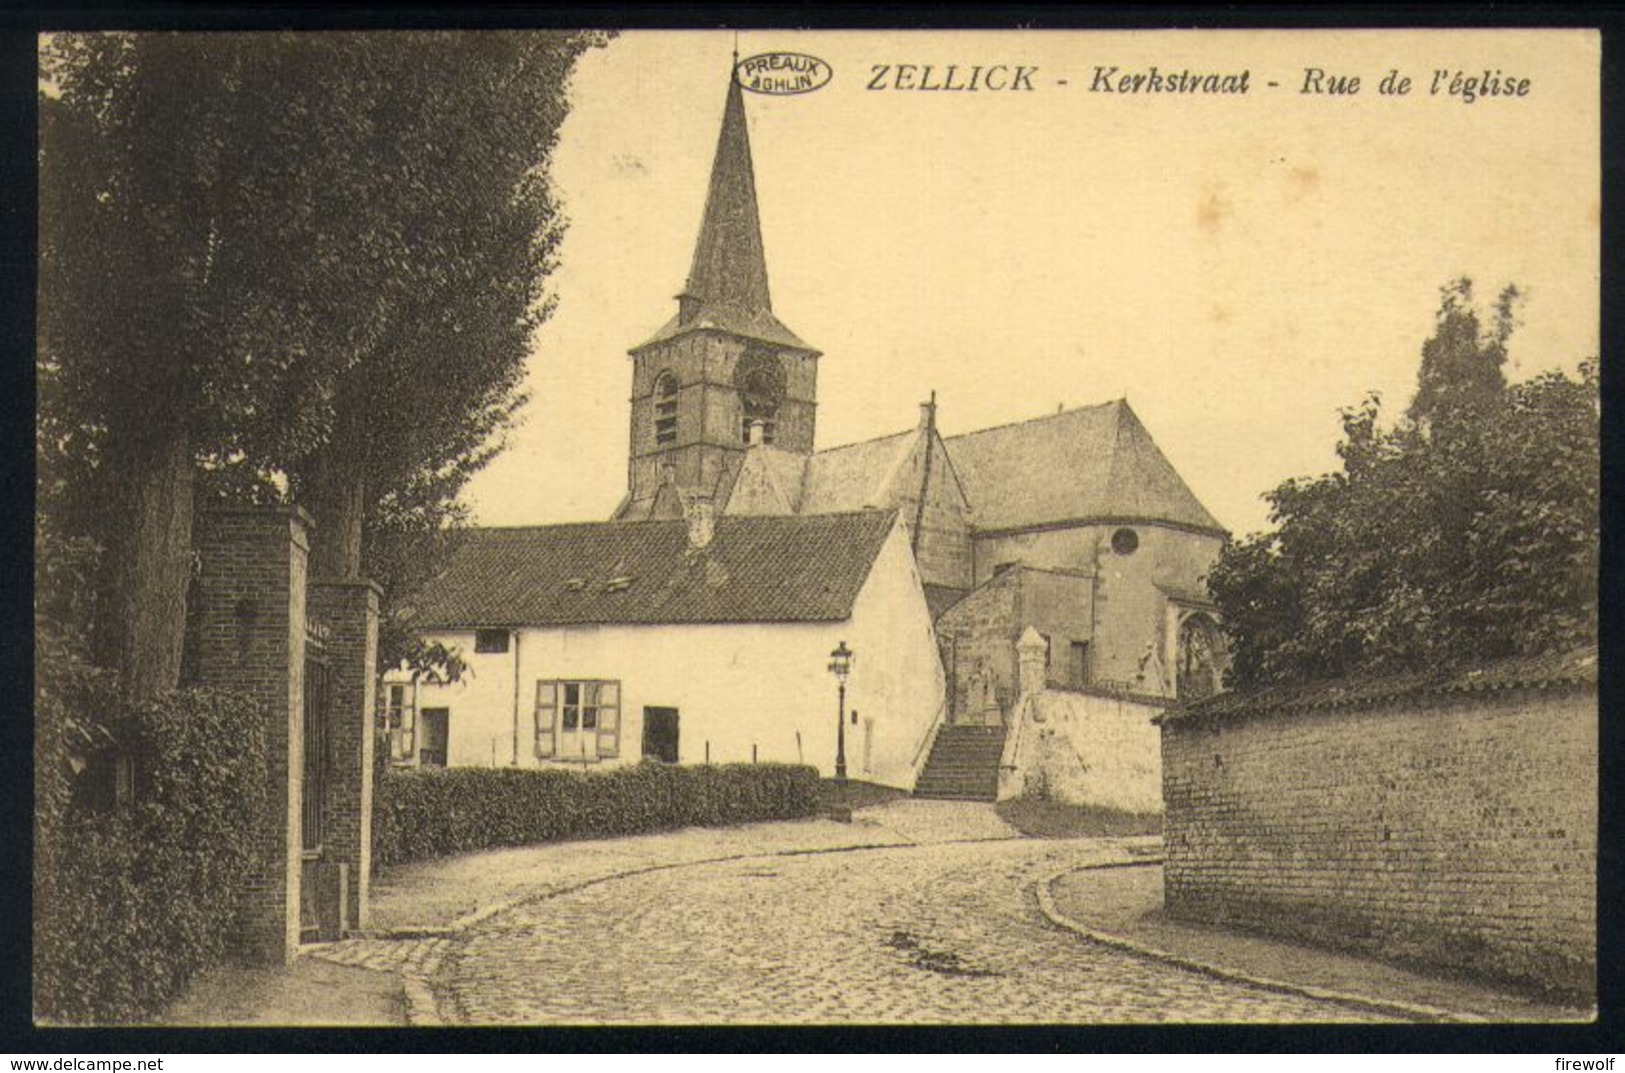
[34,681,268,1025]
[373,761,822,868]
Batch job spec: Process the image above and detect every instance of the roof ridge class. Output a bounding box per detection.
[813,427,916,457]
[941,398,1124,445]
[469,508,899,536]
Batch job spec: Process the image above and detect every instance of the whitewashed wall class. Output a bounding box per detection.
[409,522,945,789]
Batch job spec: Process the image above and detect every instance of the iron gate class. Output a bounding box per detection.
[301,650,331,856]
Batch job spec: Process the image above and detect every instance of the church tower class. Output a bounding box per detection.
[615,71,820,521]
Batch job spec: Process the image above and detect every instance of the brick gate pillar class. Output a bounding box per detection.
[191,507,312,965]
[307,579,381,933]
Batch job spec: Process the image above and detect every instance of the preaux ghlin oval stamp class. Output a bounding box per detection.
[736,52,833,95]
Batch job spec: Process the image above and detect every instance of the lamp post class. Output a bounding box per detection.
[827,641,853,820]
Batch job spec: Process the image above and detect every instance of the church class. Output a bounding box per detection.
[391,71,1228,805]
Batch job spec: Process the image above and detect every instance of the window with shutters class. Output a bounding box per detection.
[535,679,621,761]
[382,682,417,764]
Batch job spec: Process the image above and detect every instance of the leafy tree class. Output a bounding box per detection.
[1408,277,1517,431]
[40,31,602,696]
[1208,281,1598,689]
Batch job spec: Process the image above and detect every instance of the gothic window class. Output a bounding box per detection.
[734,349,786,445]
[654,372,679,446]
[1176,613,1223,701]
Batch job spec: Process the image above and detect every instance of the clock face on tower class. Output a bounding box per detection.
[733,348,787,413]
[734,347,787,445]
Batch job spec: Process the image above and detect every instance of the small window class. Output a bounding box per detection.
[655,372,679,446]
[1111,528,1139,556]
[474,629,510,654]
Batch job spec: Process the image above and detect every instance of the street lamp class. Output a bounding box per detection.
[827,641,853,814]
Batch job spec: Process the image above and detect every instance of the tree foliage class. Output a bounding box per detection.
[40,31,604,690]
[1208,279,1598,689]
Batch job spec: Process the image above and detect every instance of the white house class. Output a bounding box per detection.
[383,504,947,789]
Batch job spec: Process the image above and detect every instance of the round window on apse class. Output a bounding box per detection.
[1111,528,1139,556]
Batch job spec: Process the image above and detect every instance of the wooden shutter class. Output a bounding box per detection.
[534,680,557,759]
[596,681,620,758]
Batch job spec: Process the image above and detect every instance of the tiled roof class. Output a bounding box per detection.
[408,510,899,629]
[944,400,1226,535]
[1159,644,1599,724]
[633,308,812,353]
[725,444,811,515]
[799,431,918,513]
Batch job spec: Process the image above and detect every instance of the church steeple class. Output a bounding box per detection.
[637,68,809,351]
[618,63,820,523]
[679,74,772,326]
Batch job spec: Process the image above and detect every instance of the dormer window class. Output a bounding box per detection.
[654,372,679,446]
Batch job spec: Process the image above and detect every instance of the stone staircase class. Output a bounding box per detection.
[912,724,1007,802]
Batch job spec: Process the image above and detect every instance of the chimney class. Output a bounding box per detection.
[918,390,937,431]
[747,419,766,447]
[676,291,701,327]
[682,493,715,550]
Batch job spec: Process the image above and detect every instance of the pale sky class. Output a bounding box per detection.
[464,29,1600,537]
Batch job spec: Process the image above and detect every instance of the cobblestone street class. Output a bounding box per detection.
[436,834,1393,1024]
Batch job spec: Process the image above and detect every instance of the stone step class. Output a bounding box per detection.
[913,788,998,802]
[914,777,998,790]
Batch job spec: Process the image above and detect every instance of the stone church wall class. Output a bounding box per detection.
[1161,685,1597,997]
[973,523,1222,695]
[936,570,1021,720]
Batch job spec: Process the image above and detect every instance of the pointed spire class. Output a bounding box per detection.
[680,72,773,324]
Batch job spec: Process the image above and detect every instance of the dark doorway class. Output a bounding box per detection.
[642,707,679,763]
[420,707,449,768]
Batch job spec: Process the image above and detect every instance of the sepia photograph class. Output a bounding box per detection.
[32,25,1600,1033]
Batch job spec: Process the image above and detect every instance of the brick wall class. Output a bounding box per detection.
[1161,685,1597,996]
[192,507,310,964]
[307,580,380,931]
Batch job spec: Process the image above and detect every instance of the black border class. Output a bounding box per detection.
[3,2,1621,1056]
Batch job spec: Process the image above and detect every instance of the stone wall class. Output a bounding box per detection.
[1161,684,1597,996]
[1004,690,1164,812]
[936,570,1020,721]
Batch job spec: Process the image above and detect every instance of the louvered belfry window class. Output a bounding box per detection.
[654,373,679,446]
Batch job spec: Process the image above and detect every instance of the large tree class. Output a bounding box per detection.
[1207,279,1598,689]
[40,31,601,696]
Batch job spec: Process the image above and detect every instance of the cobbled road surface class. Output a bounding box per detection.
[436,837,1392,1024]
